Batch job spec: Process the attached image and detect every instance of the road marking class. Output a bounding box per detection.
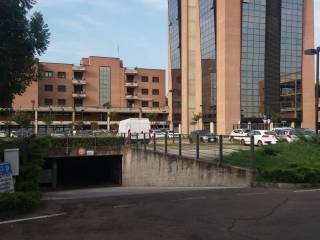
[0,213,67,225]
[237,192,269,196]
[172,196,207,202]
[294,189,320,193]
[113,204,136,209]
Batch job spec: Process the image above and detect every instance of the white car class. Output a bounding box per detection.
[151,130,166,138]
[167,131,180,138]
[241,130,278,146]
[229,129,251,142]
[0,131,8,138]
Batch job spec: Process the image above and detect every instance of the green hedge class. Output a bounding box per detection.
[223,136,320,184]
[50,136,125,148]
[0,191,42,214]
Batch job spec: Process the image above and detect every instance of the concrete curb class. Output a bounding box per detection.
[252,181,320,189]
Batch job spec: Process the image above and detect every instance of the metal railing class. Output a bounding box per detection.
[122,133,256,169]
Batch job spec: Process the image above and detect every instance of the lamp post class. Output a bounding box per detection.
[305,47,320,134]
[31,100,36,134]
[169,89,175,131]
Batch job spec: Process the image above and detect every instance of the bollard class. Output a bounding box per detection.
[136,133,139,149]
[66,136,69,155]
[153,133,156,152]
[129,133,132,145]
[165,133,168,155]
[196,134,200,160]
[179,134,182,157]
[219,135,223,166]
[250,135,256,169]
[143,133,146,151]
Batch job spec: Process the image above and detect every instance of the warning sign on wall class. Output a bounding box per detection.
[0,163,14,193]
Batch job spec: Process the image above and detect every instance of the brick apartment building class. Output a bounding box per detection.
[1,56,168,133]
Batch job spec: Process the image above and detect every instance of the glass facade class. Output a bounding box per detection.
[199,0,217,127]
[241,0,267,119]
[168,0,182,126]
[99,66,111,106]
[280,0,304,120]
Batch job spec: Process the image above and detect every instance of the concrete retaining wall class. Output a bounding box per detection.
[122,148,254,187]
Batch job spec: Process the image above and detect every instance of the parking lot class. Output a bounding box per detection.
[1,187,320,240]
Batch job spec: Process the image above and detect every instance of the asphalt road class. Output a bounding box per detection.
[1,187,320,240]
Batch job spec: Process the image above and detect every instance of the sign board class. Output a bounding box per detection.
[4,149,19,176]
[86,150,95,156]
[0,163,14,193]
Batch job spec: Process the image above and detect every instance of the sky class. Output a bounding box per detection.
[33,0,320,70]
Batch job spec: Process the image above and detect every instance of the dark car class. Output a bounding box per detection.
[189,130,217,143]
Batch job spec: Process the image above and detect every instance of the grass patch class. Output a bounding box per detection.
[223,136,320,184]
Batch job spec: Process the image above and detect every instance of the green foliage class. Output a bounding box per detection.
[271,114,282,123]
[10,112,32,128]
[0,191,42,214]
[223,137,320,184]
[41,113,54,125]
[0,0,50,107]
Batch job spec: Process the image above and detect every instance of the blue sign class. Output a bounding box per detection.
[0,163,12,177]
[263,114,268,120]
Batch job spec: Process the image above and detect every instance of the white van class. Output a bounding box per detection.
[118,118,151,141]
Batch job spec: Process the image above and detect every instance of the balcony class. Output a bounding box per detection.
[125,68,138,74]
[72,91,87,98]
[72,79,87,85]
[125,94,139,100]
[125,81,138,87]
[72,66,86,72]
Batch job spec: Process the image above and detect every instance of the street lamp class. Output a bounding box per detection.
[169,89,175,130]
[305,47,320,134]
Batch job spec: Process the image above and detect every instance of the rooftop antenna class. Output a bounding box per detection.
[117,44,120,58]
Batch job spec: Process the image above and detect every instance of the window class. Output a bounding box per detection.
[152,77,160,83]
[100,66,111,106]
[141,101,149,107]
[44,85,53,92]
[57,72,66,78]
[44,71,53,78]
[141,76,149,82]
[152,102,159,108]
[152,89,160,95]
[74,99,83,107]
[44,98,53,105]
[58,85,66,92]
[141,89,149,95]
[58,99,66,106]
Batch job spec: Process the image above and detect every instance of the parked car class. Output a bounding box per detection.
[273,128,298,143]
[10,129,33,138]
[294,128,316,138]
[76,130,94,137]
[189,130,217,143]
[151,129,166,138]
[241,130,278,146]
[229,129,251,142]
[0,131,8,138]
[167,130,180,139]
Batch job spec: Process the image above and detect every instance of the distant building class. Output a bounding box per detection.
[168,0,315,134]
[1,56,168,133]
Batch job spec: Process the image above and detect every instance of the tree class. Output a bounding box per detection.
[192,112,203,130]
[271,114,282,124]
[41,113,54,134]
[0,0,50,107]
[10,112,31,129]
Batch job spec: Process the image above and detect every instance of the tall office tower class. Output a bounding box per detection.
[168,0,315,134]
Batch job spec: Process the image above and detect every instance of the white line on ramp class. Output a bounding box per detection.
[0,213,67,225]
[294,189,320,193]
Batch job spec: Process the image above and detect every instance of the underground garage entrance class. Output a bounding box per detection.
[45,155,122,188]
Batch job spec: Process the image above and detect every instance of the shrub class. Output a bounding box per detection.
[0,191,42,214]
[223,136,320,184]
